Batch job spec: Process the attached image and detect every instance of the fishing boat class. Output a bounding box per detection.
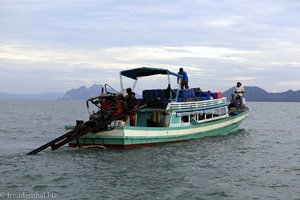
[65,67,249,149]
[27,67,249,155]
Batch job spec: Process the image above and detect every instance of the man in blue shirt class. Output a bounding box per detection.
[177,68,189,89]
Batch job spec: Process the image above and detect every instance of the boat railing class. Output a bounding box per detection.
[166,97,227,110]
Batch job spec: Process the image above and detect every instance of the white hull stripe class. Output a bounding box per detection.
[95,113,248,138]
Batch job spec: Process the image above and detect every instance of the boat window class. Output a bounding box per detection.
[220,107,227,115]
[176,105,229,125]
[197,111,205,120]
[181,116,189,123]
[205,110,212,114]
[205,110,212,119]
[212,108,220,117]
[198,113,204,120]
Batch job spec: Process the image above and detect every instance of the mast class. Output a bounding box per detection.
[119,72,124,95]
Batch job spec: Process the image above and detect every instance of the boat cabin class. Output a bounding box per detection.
[118,67,229,128]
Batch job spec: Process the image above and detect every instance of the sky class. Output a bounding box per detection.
[1,0,300,94]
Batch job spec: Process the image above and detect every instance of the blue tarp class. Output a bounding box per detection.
[120,67,182,80]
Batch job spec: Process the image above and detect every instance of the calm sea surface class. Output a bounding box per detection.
[0,101,299,200]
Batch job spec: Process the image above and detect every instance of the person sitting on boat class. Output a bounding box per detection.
[177,68,189,89]
[234,82,245,110]
[125,88,138,126]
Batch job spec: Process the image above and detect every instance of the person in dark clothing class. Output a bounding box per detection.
[125,88,137,126]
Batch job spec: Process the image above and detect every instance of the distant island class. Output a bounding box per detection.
[61,84,103,100]
[61,85,300,102]
[0,85,300,102]
[223,86,300,102]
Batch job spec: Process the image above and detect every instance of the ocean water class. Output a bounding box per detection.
[0,100,299,200]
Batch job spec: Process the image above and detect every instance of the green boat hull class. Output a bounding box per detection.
[68,108,249,149]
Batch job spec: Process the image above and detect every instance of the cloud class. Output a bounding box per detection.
[106,46,256,62]
[205,19,239,28]
[0,42,256,66]
[248,67,265,71]
[277,81,300,89]
[1,0,300,93]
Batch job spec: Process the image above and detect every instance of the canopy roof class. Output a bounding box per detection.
[120,67,182,80]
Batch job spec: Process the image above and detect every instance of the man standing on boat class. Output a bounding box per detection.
[234,82,245,110]
[125,88,138,126]
[177,68,189,89]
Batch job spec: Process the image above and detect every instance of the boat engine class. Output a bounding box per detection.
[86,93,119,131]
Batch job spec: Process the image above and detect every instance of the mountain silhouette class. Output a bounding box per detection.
[223,86,300,102]
[62,84,103,100]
